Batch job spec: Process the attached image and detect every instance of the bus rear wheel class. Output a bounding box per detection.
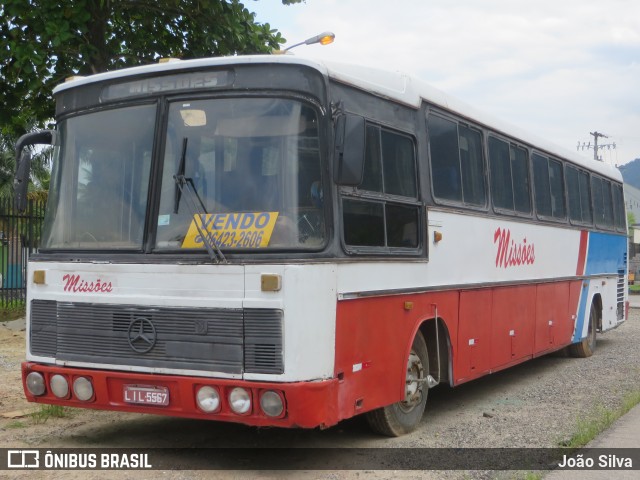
[366,330,429,436]
[569,302,598,358]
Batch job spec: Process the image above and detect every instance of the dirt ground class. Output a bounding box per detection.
[1,312,639,480]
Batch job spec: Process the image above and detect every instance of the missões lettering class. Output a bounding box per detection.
[62,274,113,293]
[493,228,535,268]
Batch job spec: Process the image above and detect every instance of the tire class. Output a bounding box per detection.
[569,302,597,358]
[366,330,429,436]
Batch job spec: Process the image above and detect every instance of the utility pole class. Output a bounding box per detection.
[577,131,616,161]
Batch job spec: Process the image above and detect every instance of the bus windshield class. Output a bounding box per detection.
[41,104,156,250]
[156,98,325,251]
[40,97,326,252]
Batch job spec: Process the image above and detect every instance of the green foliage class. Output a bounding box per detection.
[0,0,302,138]
[30,404,71,424]
[0,126,52,197]
[558,390,640,448]
[0,298,25,320]
[6,420,27,429]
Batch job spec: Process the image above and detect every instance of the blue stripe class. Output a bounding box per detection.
[573,280,590,343]
[584,232,627,276]
[572,231,626,343]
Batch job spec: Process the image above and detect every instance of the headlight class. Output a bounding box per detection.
[260,390,284,417]
[26,372,46,396]
[229,387,251,414]
[72,377,94,401]
[196,386,220,413]
[50,374,69,398]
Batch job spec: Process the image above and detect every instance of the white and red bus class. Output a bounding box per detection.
[16,55,628,436]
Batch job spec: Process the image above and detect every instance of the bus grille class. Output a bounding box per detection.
[29,300,283,375]
[617,268,625,321]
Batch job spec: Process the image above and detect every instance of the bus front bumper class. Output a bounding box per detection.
[22,362,341,429]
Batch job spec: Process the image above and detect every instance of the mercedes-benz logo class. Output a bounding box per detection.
[127,317,157,353]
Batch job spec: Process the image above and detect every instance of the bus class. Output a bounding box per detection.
[15,55,628,436]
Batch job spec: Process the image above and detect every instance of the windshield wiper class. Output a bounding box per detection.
[174,137,226,263]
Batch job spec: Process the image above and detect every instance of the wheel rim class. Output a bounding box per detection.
[400,350,425,413]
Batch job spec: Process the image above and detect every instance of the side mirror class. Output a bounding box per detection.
[333,114,365,186]
[14,151,32,212]
[13,130,56,212]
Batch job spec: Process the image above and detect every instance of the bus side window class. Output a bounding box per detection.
[342,123,420,253]
[428,114,486,206]
[489,137,532,216]
[566,165,593,225]
[428,115,462,202]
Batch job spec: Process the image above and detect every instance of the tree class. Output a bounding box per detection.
[0,127,52,197]
[0,0,302,138]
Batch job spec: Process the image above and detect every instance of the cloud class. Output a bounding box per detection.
[253,0,640,163]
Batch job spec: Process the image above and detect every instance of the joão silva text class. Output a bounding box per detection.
[558,454,633,469]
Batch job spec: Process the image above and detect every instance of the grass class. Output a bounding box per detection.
[629,284,640,293]
[559,390,640,448]
[30,404,71,424]
[5,420,27,429]
[0,299,26,321]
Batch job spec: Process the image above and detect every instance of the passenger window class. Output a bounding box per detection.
[592,176,605,226]
[533,153,565,219]
[566,165,592,224]
[602,180,614,228]
[360,125,383,192]
[613,184,625,231]
[549,159,566,219]
[342,124,420,253]
[382,130,417,197]
[428,115,461,202]
[343,200,384,247]
[428,114,486,206]
[360,125,417,198]
[578,170,593,224]
[489,137,531,214]
[512,146,531,213]
[533,154,552,217]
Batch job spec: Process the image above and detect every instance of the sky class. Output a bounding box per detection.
[249,0,640,166]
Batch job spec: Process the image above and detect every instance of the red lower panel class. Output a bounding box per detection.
[492,285,535,368]
[457,290,492,382]
[334,291,459,420]
[22,363,340,429]
[335,280,585,411]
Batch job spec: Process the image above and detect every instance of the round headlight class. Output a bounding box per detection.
[229,387,251,414]
[260,390,284,417]
[26,372,46,396]
[196,386,220,413]
[72,377,94,401]
[50,374,69,398]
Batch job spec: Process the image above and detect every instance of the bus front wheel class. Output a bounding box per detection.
[366,330,429,436]
[569,302,598,358]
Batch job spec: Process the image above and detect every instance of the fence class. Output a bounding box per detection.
[0,196,46,308]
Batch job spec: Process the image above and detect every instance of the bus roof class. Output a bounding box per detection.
[54,54,621,181]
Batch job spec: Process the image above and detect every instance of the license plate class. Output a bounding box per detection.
[123,385,169,406]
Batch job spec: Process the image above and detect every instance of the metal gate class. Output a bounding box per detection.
[0,197,46,308]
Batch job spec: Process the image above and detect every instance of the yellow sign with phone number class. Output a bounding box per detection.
[181,212,279,249]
